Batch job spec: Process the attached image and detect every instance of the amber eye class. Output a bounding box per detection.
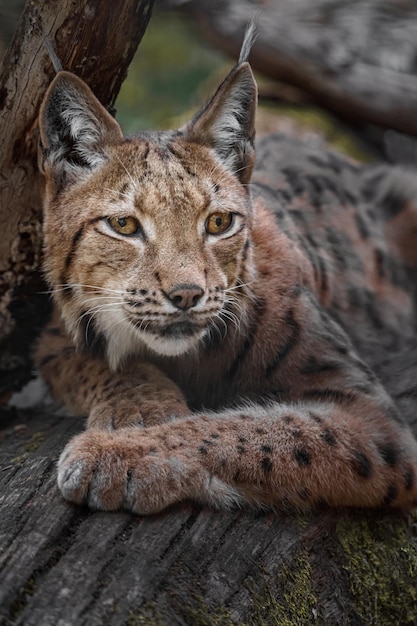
[108,216,141,236]
[205,212,234,235]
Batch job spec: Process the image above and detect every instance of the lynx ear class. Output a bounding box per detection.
[183,19,257,184]
[39,71,123,186]
[184,62,257,184]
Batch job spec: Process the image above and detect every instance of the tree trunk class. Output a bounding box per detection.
[0,0,154,399]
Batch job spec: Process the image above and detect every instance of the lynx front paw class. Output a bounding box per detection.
[57,429,241,514]
[87,397,190,431]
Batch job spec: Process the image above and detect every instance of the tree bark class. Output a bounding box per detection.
[184,0,417,138]
[0,0,154,399]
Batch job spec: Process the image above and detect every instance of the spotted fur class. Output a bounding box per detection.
[35,25,417,514]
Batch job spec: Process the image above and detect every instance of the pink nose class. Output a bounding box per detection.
[167,285,204,310]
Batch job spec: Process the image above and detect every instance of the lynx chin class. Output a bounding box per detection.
[35,23,417,515]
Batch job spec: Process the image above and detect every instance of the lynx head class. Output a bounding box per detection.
[38,24,258,370]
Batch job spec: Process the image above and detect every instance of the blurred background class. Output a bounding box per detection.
[0,0,228,131]
[2,0,417,164]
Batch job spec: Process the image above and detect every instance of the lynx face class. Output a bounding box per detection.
[39,60,257,369]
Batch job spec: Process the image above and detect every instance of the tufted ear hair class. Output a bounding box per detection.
[183,23,258,185]
[38,71,123,189]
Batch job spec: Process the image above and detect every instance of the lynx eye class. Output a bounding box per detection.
[108,216,141,236]
[205,212,234,235]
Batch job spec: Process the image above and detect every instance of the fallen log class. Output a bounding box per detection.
[184,0,417,139]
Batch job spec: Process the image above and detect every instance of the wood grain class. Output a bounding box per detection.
[1,394,417,624]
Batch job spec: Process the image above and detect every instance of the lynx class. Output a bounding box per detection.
[35,25,417,514]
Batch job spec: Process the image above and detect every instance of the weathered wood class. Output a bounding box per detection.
[0,0,154,398]
[1,341,417,625]
[184,0,417,138]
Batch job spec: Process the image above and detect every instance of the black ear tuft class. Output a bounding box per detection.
[39,71,123,187]
[183,24,258,184]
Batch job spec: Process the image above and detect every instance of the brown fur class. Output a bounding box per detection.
[35,28,417,514]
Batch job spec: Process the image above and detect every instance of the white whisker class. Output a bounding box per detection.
[115,153,138,191]
[53,283,126,295]
[102,186,132,201]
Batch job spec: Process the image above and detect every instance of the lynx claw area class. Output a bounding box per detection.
[56,428,245,515]
[57,429,189,515]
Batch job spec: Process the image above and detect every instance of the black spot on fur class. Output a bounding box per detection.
[198,446,208,455]
[354,212,370,239]
[265,308,301,377]
[237,445,246,454]
[261,445,272,453]
[310,413,323,424]
[307,154,328,169]
[362,170,386,201]
[404,467,415,491]
[383,484,399,506]
[351,450,372,479]
[282,166,305,195]
[226,296,266,378]
[374,248,387,278]
[378,443,399,467]
[321,428,337,446]
[294,448,311,466]
[261,457,273,472]
[379,188,407,220]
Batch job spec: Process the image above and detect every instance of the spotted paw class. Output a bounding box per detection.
[57,427,241,514]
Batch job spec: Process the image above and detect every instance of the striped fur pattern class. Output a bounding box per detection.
[35,26,417,514]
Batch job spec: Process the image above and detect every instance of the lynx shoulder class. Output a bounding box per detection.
[35,24,417,514]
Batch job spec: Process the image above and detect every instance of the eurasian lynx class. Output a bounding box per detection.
[35,24,417,514]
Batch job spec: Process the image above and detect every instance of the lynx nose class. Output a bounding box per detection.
[168,284,204,310]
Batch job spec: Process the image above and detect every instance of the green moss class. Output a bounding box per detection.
[337,513,417,625]
[178,593,242,626]
[125,603,167,626]
[126,596,239,626]
[248,551,323,626]
[11,430,47,464]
